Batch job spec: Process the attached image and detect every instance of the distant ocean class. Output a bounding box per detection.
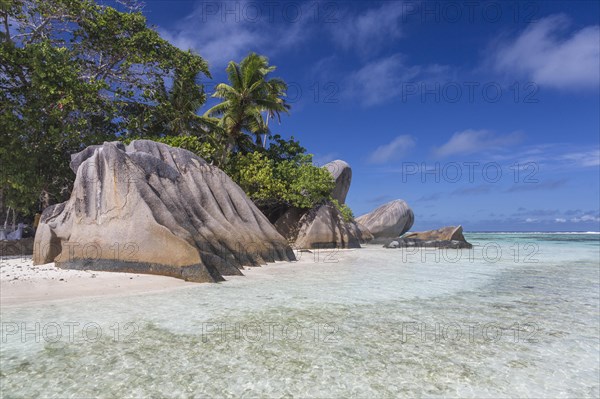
[2,232,599,397]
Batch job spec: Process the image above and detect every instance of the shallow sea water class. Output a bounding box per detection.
[1,233,599,398]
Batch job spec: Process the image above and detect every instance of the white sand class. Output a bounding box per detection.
[0,256,198,307]
[0,250,342,307]
[0,247,362,307]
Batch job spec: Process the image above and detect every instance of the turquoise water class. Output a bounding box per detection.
[1,233,599,398]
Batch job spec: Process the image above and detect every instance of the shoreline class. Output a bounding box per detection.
[0,249,357,308]
[0,257,201,308]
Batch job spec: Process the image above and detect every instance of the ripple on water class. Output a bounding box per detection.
[1,235,599,398]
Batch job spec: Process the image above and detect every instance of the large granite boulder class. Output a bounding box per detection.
[323,160,352,204]
[33,140,295,283]
[404,225,467,242]
[356,200,414,241]
[274,203,361,249]
[384,238,472,249]
[347,221,374,244]
[294,203,361,249]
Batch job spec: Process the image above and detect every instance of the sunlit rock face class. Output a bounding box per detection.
[403,225,468,242]
[323,160,352,204]
[356,200,414,241]
[293,203,361,249]
[33,140,295,282]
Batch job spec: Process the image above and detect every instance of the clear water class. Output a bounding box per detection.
[1,233,599,398]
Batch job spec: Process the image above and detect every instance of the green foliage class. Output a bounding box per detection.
[204,52,290,165]
[331,199,355,223]
[224,151,335,210]
[0,0,210,215]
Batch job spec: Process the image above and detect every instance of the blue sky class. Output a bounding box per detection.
[123,0,599,232]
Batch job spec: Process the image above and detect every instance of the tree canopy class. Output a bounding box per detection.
[0,0,210,214]
[1,1,352,224]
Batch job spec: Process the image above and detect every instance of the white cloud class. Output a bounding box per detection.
[555,218,567,223]
[344,54,450,106]
[490,14,600,89]
[158,0,312,70]
[525,218,538,223]
[433,129,523,158]
[345,54,418,106]
[368,135,416,164]
[560,149,600,167]
[312,152,340,167]
[571,215,600,223]
[330,2,405,56]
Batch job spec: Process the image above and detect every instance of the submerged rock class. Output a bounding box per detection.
[33,140,295,282]
[323,160,352,204]
[356,200,414,241]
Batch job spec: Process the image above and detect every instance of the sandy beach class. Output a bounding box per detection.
[0,250,332,307]
[0,256,199,307]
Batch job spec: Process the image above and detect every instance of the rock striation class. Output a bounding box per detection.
[323,160,352,204]
[33,140,295,282]
[274,203,362,249]
[384,238,472,249]
[403,225,468,242]
[356,200,414,241]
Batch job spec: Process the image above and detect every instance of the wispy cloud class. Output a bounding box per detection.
[344,54,419,106]
[367,135,416,164]
[506,178,568,192]
[488,14,600,90]
[330,2,405,56]
[433,129,523,158]
[344,54,450,106]
[312,152,340,166]
[417,185,492,202]
[571,214,600,223]
[559,149,600,167]
[158,0,313,70]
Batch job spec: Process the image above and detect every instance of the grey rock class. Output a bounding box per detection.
[356,200,414,241]
[404,225,468,242]
[275,203,361,249]
[383,238,473,249]
[323,160,352,204]
[347,221,374,244]
[33,140,295,282]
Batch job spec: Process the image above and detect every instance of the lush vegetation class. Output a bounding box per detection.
[0,0,352,222]
[1,0,210,214]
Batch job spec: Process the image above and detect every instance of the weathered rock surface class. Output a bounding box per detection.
[274,203,361,249]
[384,238,472,249]
[33,140,295,282]
[323,160,352,204]
[404,225,468,242]
[356,200,414,241]
[347,221,374,244]
[294,203,361,249]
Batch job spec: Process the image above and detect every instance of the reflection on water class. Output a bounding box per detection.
[1,234,599,397]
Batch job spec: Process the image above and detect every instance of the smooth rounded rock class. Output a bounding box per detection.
[356,199,414,240]
[323,160,352,204]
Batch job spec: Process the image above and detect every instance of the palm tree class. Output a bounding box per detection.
[204,53,290,163]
